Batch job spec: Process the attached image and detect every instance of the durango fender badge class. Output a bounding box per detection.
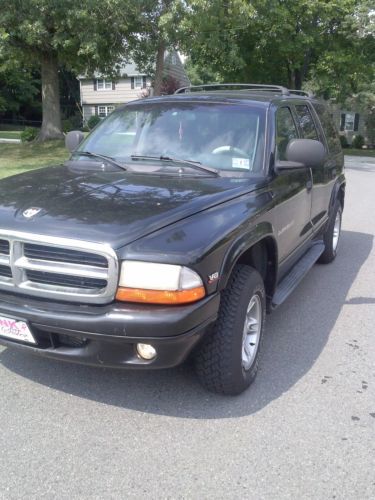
[23,207,42,219]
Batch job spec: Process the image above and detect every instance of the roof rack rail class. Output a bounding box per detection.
[175,83,290,96]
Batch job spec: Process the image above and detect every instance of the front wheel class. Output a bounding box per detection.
[318,200,342,264]
[194,265,265,395]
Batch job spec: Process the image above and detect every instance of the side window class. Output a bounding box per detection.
[313,103,342,154]
[295,105,319,140]
[276,107,298,160]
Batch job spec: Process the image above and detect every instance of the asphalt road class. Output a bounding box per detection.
[0,156,374,499]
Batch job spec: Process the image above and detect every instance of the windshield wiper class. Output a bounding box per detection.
[130,155,219,177]
[74,151,127,171]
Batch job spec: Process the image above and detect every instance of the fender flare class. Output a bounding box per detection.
[329,175,346,215]
[218,221,278,292]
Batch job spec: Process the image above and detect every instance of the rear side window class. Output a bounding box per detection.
[294,105,319,141]
[313,103,342,154]
[276,107,298,160]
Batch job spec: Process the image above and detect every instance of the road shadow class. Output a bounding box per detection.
[0,230,372,419]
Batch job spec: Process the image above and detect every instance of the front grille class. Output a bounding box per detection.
[0,240,9,255]
[26,270,107,290]
[24,244,108,268]
[0,231,118,304]
[0,265,12,278]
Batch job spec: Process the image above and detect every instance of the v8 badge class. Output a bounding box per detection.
[208,271,219,284]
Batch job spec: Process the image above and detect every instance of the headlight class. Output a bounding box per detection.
[116,261,206,304]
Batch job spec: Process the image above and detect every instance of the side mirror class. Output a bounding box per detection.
[286,138,326,169]
[65,130,84,152]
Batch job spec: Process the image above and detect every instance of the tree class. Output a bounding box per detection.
[176,0,254,81]
[179,0,374,100]
[126,0,177,96]
[0,56,40,117]
[0,0,137,140]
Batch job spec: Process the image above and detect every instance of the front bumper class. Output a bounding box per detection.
[0,291,220,369]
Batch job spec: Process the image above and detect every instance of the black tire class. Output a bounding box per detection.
[194,265,265,395]
[318,199,342,264]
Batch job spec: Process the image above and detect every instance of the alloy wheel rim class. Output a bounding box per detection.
[242,294,262,370]
[332,210,341,252]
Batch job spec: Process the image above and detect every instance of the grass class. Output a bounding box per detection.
[0,140,69,180]
[0,130,22,140]
[344,148,375,157]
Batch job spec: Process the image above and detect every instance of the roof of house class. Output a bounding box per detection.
[79,51,186,80]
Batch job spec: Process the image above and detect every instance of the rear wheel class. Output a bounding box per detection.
[319,199,342,264]
[195,265,265,395]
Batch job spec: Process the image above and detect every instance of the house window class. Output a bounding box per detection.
[98,105,115,117]
[134,76,143,89]
[344,113,355,131]
[171,54,177,65]
[96,79,112,90]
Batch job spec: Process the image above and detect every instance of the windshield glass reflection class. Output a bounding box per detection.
[78,102,265,174]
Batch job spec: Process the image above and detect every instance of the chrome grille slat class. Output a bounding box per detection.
[0,230,118,304]
[15,256,109,279]
[0,254,10,266]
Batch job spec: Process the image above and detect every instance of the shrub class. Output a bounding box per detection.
[87,115,101,130]
[352,134,365,149]
[21,127,39,142]
[62,114,82,133]
[339,135,349,148]
[62,118,74,133]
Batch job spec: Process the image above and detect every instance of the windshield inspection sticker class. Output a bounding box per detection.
[232,158,250,170]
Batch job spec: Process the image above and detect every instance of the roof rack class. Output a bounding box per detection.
[288,89,314,97]
[175,83,290,96]
[174,83,315,99]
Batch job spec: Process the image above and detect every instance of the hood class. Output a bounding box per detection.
[0,163,262,248]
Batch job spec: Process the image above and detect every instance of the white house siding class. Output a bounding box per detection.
[81,77,152,106]
[82,105,96,122]
[79,53,190,124]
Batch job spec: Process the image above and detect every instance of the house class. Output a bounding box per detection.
[332,107,368,145]
[79,52,190,124]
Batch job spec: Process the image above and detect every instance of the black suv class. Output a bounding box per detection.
[0,84,345,395]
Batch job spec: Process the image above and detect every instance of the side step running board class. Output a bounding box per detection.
[272,242,325,308]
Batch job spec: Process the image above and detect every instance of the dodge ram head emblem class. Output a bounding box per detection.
[22,207,42,219]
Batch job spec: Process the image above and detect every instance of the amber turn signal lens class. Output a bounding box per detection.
[116,286,205,305]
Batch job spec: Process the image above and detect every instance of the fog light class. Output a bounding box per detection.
[136,343,157,360]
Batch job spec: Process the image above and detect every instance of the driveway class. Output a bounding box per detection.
[0,155,374,499]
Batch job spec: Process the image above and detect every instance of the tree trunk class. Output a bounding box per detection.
[294,68,302,90]
[39,52,63,141]
[286,61,293,89]
[153,40,166,96]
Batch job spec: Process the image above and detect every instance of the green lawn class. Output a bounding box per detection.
[0,140,69,179]
[0,130,22,140]
[344,148,375,157]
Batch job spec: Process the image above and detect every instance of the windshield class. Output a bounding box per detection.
[78,102,266,174]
